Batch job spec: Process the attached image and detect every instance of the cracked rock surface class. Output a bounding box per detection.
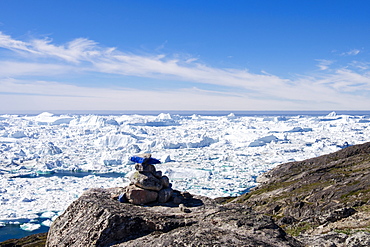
[46,187,300,247]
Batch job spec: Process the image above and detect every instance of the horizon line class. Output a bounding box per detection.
[1,110,370,116]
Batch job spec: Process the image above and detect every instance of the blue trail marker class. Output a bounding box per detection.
[130,156,161,164]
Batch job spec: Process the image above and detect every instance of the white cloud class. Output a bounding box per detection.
[0,32,370,111]
[1,75,370,113]
[0,32,288,92]
[350,61,369,70]
[0,61,74,77]
[0,32,103,63]
[318,69,370,92]
[30,38,99,63]
[0,78,284,111]
[0,32,37,54]
[315,59,334,70]
[341,49,361,56]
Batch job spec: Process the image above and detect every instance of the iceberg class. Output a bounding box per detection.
[285,127,313,132]
[20,223,41,231]
[9,131,27,138]
[41,219,53,227]
[249,135,279,147]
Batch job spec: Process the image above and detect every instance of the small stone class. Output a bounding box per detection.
[179,204,191,213]
[154,171,162,179]
[277,216,297,225]
[135,163,156,173]
[125,185,158,205]
[161,176,170,188]
[158,188,173,203]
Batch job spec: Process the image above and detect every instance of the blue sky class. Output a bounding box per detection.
[0,0,370,112]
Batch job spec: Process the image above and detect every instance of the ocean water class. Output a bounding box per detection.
[0,221,49,242]
[1,110,369,242]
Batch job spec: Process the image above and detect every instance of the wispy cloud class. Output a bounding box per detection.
[0,61,74,77]
[315,59,334,71]
[341,49,361,56]
[350,61,369,70]
[0,32,290,92]
[0,32,31,52]
[0,32,370,111]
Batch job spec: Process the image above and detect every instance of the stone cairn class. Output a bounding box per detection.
[118,153,174,205]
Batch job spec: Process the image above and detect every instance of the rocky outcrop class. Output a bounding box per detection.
[232,141,370,245]
[46,187,300,247]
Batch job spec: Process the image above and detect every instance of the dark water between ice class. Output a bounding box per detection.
[0,223,49,242]
[11,170,126,179]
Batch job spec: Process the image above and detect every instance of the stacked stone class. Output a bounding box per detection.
[122,153,173,205]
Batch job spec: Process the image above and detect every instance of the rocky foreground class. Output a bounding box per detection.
[46,188,300,246]
[3,141,370,246]
[232,140,370,247]
[232,141,370,246]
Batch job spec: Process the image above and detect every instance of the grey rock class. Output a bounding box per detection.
[157,188,173,203]
[153,170,162,179]
[298,232,347,247]
[298,231,370,247]
[322,207,357,224]
[346,232,370,247]
[160,175,170,188]
[173,195,183,204]
[130,171,163,191]
[134,163,156,173]
[46,187,301,247]
[125,185,158,205]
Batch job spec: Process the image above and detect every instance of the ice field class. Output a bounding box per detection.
[0,111,370,238]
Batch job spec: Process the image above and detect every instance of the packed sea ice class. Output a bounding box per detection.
[0,111,369,234]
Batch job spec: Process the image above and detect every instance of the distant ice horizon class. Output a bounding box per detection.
[2,110,370,117]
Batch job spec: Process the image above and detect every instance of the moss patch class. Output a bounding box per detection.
[285,222,317,237]
[0,232,47,247]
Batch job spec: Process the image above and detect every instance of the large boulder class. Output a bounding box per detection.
[46,187,301,247]
[125,185,158,205]
[157,188,173,203]
[130,171,163,191]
